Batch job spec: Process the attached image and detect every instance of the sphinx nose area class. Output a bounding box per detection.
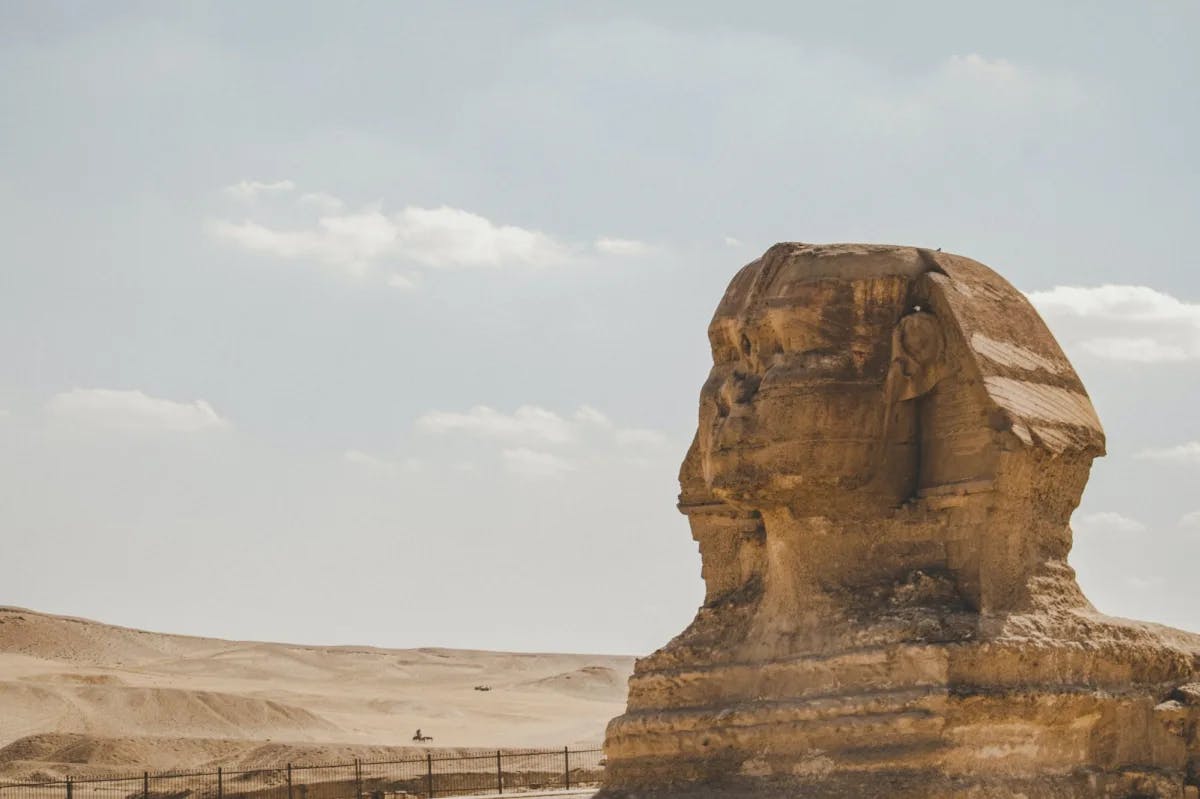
[718,370,761,416]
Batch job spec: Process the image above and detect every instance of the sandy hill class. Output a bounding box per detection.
[0,607,634,779]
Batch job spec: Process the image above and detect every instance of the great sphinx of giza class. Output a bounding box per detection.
[600,244,1200,798]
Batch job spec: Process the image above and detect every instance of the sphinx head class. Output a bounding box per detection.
[680,243,1107,613]
[693,244,946,515]
[685,242,1105,518]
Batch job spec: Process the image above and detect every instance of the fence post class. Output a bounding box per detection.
[143,772,149,799]
[495,750,502,795]
[354,759,362,799]
[287,764,293,799]
[563,747,570,790]
[425,753,433,799]
[217,767,223,799]
[66,778,73,799]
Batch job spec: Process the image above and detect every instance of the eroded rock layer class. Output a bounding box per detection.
[599,244,1200,798]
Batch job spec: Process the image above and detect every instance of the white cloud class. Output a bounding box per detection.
[568,405,667,448]
[862,51,1082,136]
[593,237,652,256]
[211,196,572,276]
[387,273,419,290]
[344,449,393,470]
[298,192,346,212]
[1027,285,1200,323]
[573,405,611,427]
[934,53,1080,109]
[502,448,575,480]
[211,184,654,283]
[417,403,670,476]
[224,180,296,201]
[1027,284,1200,363]
[396,206,569,268]
[943,53,1021,87]
[1080,337,1190,363]
[418,403,669,450]
[208,209,396,277]
[416,405,575,444]
[1180,511,1200,529]
[1136,441,1200,464]
[1074,511,1147,535]
[344,449,421,474]
[47,388,230,433]
[566,400,662,443]
[723,236,742,247]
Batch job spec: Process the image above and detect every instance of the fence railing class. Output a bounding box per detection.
[0,748,604,799]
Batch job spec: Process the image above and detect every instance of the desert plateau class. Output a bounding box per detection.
[0,607,632,781]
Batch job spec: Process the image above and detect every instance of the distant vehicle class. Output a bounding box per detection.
[473,685,492,691]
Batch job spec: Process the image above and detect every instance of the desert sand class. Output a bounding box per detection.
[0,607,633,780]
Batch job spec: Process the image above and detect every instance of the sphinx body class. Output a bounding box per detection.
[600,244,1200,798]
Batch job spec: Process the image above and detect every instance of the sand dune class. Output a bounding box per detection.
[0,607,633,779]
[523,667,623,698]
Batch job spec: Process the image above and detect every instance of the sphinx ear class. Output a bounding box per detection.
[889,311,946,401]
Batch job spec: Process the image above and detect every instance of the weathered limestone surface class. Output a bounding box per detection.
[599,244,1200,798]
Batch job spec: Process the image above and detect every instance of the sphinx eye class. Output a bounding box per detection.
[740,334,753,357]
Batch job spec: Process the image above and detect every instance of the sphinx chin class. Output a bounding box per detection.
[598,242,1200,799]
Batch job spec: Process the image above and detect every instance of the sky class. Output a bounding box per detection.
[1,1,1197,655]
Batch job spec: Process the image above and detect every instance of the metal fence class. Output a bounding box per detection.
[0,749,604,799]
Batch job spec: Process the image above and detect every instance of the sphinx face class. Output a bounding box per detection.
[695,261,934,514]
